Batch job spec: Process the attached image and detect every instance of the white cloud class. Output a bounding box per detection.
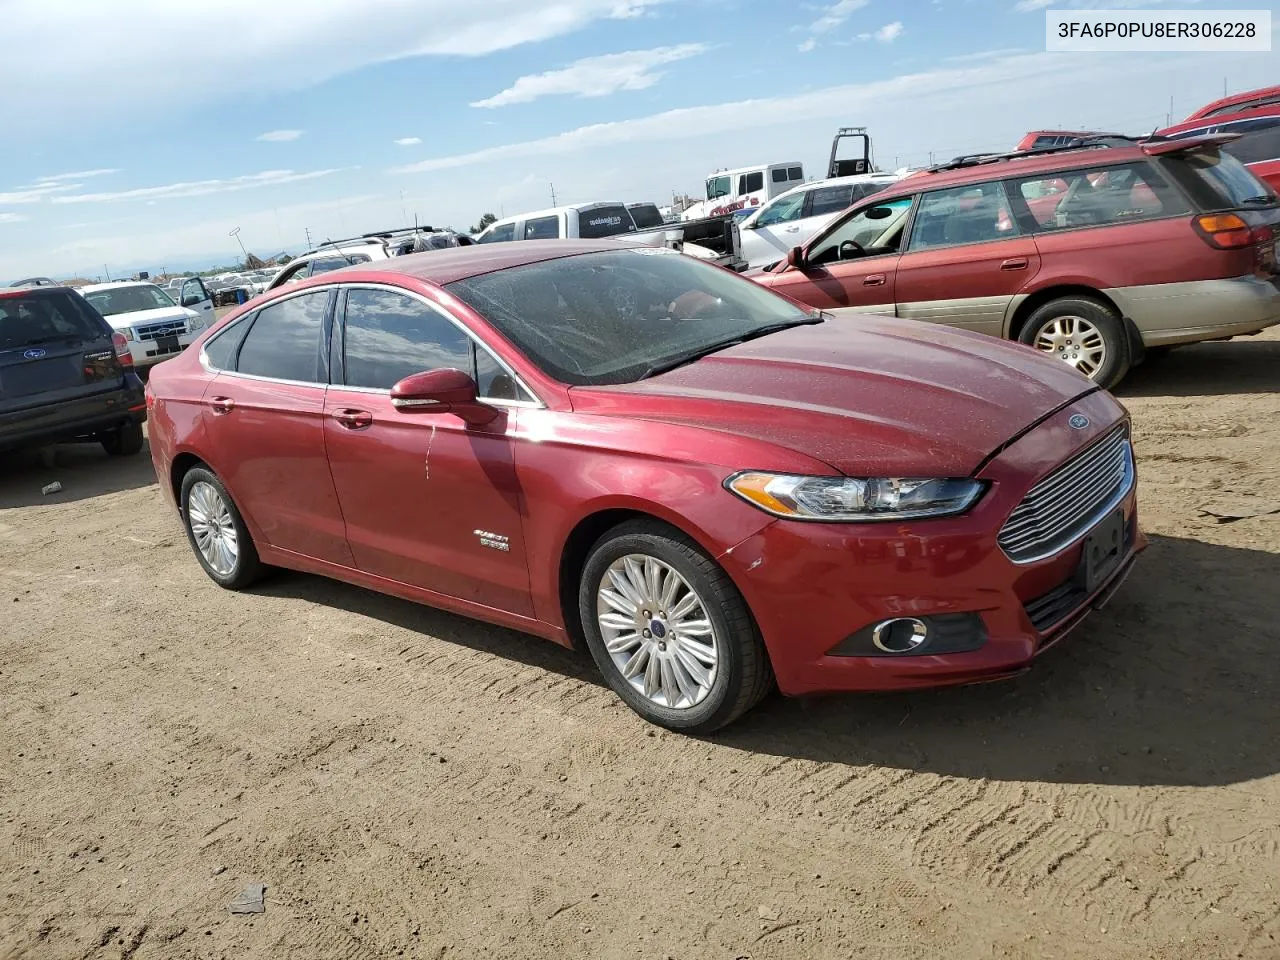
[256,129,303,142]
[809,0,869,33]
[798,38,817,53]
[470,43,709,108]
[35,169,119,183]
[875,21,904,43]
[394,137,422,146]
[0,213,28,224]
[52,169,343,205]
[1014,0,1201,9]
[0,0,673,128]
[946,47,1025,62]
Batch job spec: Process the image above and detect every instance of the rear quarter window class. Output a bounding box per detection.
[1012,162,1188,231]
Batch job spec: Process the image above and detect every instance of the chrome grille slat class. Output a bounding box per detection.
[998,426,1132,563]
[136,319,186,342]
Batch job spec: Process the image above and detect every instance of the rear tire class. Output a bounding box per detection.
[578,519,774,733]
[1018,296,1130,389]
[179,466,263,590]
[101,421,144,457]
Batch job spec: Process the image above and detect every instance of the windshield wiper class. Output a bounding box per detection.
[1239,195,1277,205]
[639,315,824,379]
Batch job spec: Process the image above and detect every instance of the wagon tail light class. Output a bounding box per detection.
[111,331,134,368]
[1191,213,1270,250]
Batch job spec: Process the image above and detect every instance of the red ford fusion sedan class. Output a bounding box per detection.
[146,240,1144,732]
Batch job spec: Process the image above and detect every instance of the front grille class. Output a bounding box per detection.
[998,426,1132,563]
[135,319,186,342]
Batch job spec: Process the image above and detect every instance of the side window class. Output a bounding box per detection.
[771,168,788,183]
[524,216,560,240]
[907,181,1017,251]
[755,191,806,227]
[473,343,534,403]
[809,197,916,266]
[235,291,329,382]
[180,277,207,306]
[311,255,368,276]
[805,184,855,218]
[737,174,748,195]
[342,289,472,390]
[743,171,764,193]
[788,166,804,181]
[203,318,251,370]
[1013,162,1188,231]
[478,223,515,243]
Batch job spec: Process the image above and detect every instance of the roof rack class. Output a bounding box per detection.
[310,225,452,254]
[925,136,1143,173]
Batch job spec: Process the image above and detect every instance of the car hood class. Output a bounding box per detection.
[569,316,1098,477]
[100,306,197,330]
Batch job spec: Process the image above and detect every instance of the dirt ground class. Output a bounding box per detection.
[2,330,1278,960]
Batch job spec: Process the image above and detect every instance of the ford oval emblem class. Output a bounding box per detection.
[1069,414,1090,430]
[23,348,47,360]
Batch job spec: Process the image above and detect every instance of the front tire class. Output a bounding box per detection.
[179,466,263,590]
[1018,296,1130,389]
[101,421,144,457]
[578,520,774,733]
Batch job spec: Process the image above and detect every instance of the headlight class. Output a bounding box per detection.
[118,327,136,341]
[185,314,203,333]
[726,472,983,522]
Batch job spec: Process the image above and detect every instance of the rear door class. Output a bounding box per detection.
[893,180,1040,337]
[0,290,123,416]
[198,287,354,566]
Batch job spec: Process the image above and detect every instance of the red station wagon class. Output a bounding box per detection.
[147,242,1143,731]
[754,137,1280,387]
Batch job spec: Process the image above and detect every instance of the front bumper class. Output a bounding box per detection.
[720,392,1145,697]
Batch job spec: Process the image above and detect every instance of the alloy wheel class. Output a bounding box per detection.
[187,481,239,577]
[1033,314,1107,378]
[595,554,719,709]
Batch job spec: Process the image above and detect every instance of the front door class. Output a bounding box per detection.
[322,285,533,616]
[179,277,216,330]
[765,195,915,316]
[893,181,1040,337]
[198,288,354,566]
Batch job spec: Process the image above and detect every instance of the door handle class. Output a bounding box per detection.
[333,408,373,430]
[1001,257,1029,270]
[784,226,800,233]
[863,274,886,286]
[208,396,235,416]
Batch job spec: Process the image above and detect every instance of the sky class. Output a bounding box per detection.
[1,0,1276,280]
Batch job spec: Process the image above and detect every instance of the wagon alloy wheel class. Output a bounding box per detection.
[596,555,719,709]
[1033,314,1107,378]
[187,481,239,577]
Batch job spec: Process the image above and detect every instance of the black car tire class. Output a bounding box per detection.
[101,421,145,457]
[578,519,774,733]
[1018,296,1131,389]
[179,466,264,590]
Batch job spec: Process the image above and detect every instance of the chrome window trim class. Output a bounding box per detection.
[201,281,544,409]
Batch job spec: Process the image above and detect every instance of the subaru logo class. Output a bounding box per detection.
[1069,414,1090,430]
[23,348,47,360]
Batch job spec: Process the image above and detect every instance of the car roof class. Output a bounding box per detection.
[768,171,903,202]
[78,280,160,292]
[318,239,632,287]
[1184,83,1280,121]
[707,162,803,177]
[487,202,630,229]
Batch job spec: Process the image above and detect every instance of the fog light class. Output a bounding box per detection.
[871,617,929,653]
[828,612,988,657]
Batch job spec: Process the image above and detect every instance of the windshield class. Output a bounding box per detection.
[706,175,731,201]
[446,249,814,386]
[628,204,664,229]
[82,284,177,317]
[577,205,635,239]
[0,292,105,350]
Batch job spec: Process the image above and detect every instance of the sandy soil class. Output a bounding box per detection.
[2,330,1278,960]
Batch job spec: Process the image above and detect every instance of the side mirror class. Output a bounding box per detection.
[785,246,807,270]
[181,294,200,307]
[390,368,497,424]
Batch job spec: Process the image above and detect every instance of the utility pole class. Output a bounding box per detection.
[550,183,557,206]
[304,227,313,250]
[1223,77,1228,97]
[1168,94,1174,127]
[400,190,408,226]
[104,264,111,280]
[229,227,249,267]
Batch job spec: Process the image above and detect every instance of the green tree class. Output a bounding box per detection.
[471,212,497,234]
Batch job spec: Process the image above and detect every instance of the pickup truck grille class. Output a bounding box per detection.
[998,426,1132,563]
[135,319,186,342]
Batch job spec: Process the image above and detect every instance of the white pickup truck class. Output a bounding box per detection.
[475,201,747,271]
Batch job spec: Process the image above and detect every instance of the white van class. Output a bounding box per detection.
[680,162,805,222]
[476,202,642,244]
